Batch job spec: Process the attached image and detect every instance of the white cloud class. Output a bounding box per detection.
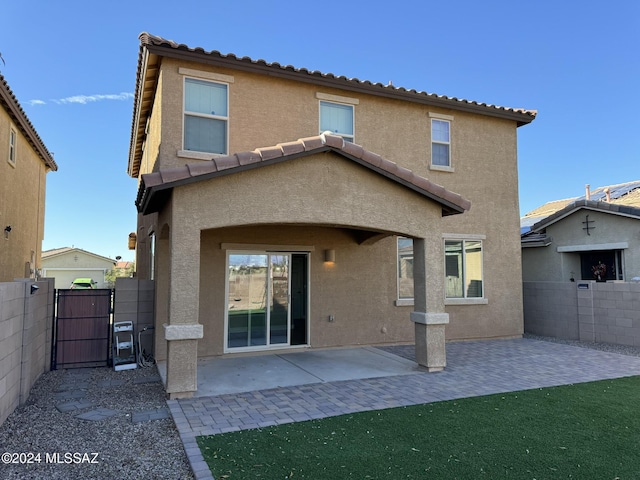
[29,92,134,106]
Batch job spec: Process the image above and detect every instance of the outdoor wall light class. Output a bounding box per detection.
[324,249,336,264]
[4,226,10,239]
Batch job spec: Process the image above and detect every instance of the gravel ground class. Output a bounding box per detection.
[523,333,640,357]
[0,364,194,480]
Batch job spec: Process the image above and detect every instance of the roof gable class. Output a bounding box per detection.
[136,133,471,217]
[42,247,115,264]
[530,200,640,232]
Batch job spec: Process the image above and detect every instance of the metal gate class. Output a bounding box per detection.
[52,289,113,369]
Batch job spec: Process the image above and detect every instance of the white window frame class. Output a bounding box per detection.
[396,237,414,306]
[179,68,233,159]
[429,112,454,172]
[8,126,16,167]
[318,94,356,142]
[443,234,488,305]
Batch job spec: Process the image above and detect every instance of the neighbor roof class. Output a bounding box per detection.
[529,199,640,233]
[0,73,57,171]
[42,247,115,263]
[521,180,640,234]
[136,132,471,217]
[128,32,537,177]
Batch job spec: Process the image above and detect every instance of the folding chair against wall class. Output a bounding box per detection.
[113,321,137,371]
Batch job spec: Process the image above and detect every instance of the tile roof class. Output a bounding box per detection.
[138,33,536,119]
[529,199,640,233]
[521,180,640,234]
[128,32,537,177]
[0,73,57,171]
[136,132,471,217]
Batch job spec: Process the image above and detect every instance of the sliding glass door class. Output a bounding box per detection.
[226,253,293,350]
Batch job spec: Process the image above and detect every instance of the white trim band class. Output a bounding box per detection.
[557,242,628,253]
[410,312,449,325]
[164,324,204,341]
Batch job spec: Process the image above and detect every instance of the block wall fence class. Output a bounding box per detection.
[523,281,640,346]
[0,278,54,426]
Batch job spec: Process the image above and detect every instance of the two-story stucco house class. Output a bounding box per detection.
[128,33,536,398]
[0,74,57,282]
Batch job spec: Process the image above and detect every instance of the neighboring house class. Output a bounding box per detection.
[0,74,57,282]
[114,261,134,276]
[521,181,640,282]
[41,247,115,289]
[128,33,536,398]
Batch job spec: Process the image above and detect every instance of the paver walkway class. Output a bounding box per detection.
[167,338,640,479]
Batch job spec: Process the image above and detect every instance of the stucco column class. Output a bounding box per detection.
[164,221,203,399]
[411,237,449,372]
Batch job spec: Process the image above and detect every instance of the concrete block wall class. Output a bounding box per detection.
[524,281,640,347]
[113,278,155,357]
[523,282,579,340]
[577,282,640,346]
[0,278,53,426]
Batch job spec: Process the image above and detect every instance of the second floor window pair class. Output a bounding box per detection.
[183,77,450,169]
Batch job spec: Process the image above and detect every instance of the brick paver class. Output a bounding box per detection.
[169,338,640,480]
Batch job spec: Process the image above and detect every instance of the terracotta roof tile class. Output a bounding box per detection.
[360,150,384,169]
[395,165,414,183]
[277,140,306,156]
[255,145,285,161]
[187,162,218,176]
[342,141,364,159]
[142,172,164,188]
[136,133,471,216]
[213,155,240,171]
[160,166,191,184]
[236,151,262,166]
[378,158,399,176]
[321,132,344,148]
[299,136,325,151]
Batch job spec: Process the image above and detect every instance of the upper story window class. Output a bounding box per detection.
[8,127,16,166]
[429,112,454,171]
[445,238,484,299]
[319,99,355,142]
[184,77,228,155]
[431,119,450,166]
[317,93,358,142]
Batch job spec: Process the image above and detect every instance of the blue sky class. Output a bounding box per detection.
[2,1,638,261]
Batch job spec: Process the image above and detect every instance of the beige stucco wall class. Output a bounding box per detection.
[0,111,49,282]
[522,210,640,282]
[137,56,528,349]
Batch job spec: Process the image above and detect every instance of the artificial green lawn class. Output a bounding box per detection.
[197,376,640,479]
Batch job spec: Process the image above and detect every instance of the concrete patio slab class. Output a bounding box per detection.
[157,346,419,397]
